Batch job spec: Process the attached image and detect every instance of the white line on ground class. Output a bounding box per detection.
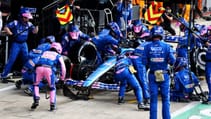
[171,101,200,118]
[0,85,15,92]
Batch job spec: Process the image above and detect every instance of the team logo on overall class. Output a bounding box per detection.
[150,47,163,54]
[150,58,164,62]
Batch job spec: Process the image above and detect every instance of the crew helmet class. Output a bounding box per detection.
[174,57,187,71]
[68,24,80,40]
[45,35,56,43]
[150,25,164,39]
[20,7,33,19]
[133,19,143,33]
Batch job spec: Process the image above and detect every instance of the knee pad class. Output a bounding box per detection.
[33,96,40,100]
[49,87,56,91]
[33,84,39,87]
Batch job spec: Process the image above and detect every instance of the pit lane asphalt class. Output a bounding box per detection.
[0,78,208,119]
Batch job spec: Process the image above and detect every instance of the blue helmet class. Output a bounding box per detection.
[133,19,142,26]
[150,25,164,39]
[133,19,143,33]
[45,35,55,43]
[68,24,80,40]
[174,57,187,71]
[108,22,123,38]
[68,24,80,32]
[20,7,33,19]
[39,35,56,44]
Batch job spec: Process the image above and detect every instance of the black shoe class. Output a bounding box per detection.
[190,96,201,101]
[202,100,211,104]
[31,102,39,110]
[1,78,8,83]
[15,80,22,89]
[24,88,33,96]
[2,79,8,83]
[138,103,150,111]
[50,103,56,111]
[179,97,191,102]
[31,99,39,110]
[118,97,125,104]
[144,99,150,106]
[143,104,150,111]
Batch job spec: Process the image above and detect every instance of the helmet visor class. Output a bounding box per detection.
[22,13,33,19]
[133,26,142,33]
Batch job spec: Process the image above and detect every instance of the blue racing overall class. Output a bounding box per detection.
[142,40,176,119]
[114,56,143,105]
[1,20,36,78]
[131,42,151,101]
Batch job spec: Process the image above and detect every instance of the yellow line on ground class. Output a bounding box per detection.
[127,99,137,104]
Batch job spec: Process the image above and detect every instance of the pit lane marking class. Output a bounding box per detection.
[171,102,199,118]
[0,85,15,92]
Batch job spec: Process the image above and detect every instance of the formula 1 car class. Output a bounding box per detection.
[62,40,134,100]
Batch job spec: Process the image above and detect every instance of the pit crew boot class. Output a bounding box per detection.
[50,103,56,111]
[1,77,8,83]
[118,97,125,104]
[138,102,150,111]
[179,97,190,102]
[31,99,39,110]
[202,99,211,104]
[144,99,150,106]
[24,87,33,96]
[15,80,22,89]
[0,73,10,83]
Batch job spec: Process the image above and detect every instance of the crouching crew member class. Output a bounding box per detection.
[31,42,66,111]
[114,51,149,110]
[171,57,200,102]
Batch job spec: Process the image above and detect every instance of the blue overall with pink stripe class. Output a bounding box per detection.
[33,50,66,106]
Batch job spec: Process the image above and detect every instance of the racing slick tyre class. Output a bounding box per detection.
[63,55,72,78]
[71,61,96,80]
[193,47,207,75]
[68,40,97,64]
